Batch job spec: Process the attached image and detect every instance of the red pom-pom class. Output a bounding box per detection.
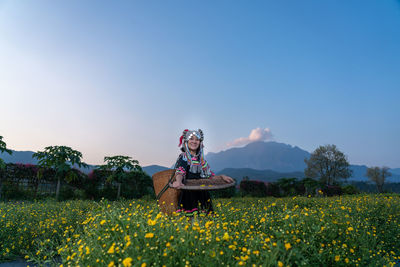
[178,129,189,146]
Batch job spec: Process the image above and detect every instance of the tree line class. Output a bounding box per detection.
[238,144,394,197]
[0,136,153,201]
[0,136,395,200]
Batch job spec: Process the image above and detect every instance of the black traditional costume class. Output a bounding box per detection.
[175,129,215,216]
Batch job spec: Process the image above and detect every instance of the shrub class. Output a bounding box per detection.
[240,180,267,197]
[342,184,359,195]
[322,185,343,196]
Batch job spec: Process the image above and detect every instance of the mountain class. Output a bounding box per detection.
[216,168,304,184]
[142,165,170,177]
[2,145,399,182]
[390,168,400,175]
[206,141,400,182]
[0,150,37,164]
[206,141,310,173]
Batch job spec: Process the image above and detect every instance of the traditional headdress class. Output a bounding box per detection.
[178,129,212,178]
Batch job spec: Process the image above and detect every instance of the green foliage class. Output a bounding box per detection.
[98,155,143,199]
[85,167,153,200]
[240,180,268,197]
[0,136,12,170]
[341,184,359,195]
[304,144,352,185]
[211,184,237,198]
[99,155,141,182]
[0,136,12,155]
[301,177,321,196]
[275,178,300,196]
[33,146,87,200]
[33,146,88,176]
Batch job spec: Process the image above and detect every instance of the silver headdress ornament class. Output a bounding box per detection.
[178,129,212,178]
[179,129,204,147]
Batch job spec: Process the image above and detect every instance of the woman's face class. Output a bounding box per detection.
[188,135,200,152]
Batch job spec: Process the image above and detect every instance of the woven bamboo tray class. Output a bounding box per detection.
[152,169,235,214]
[152,169,179,215]
[180,176,235,190]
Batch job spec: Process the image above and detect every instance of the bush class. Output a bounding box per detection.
[342,184,359,195]
[59,185,75,200]
[210,185,237,198]
[240,180,267,197]
[322,185,343,196]
[265,182,280,197]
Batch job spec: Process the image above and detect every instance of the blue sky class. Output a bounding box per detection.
[1,1,399,168]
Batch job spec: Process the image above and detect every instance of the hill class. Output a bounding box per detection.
[206,141,310,172]
[2,144,399,182]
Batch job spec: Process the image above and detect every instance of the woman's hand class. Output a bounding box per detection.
[220,175,235,183]
[170,180,184,189]
[169,174,184,188]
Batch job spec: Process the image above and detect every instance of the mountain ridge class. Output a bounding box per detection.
[2,142,399,182]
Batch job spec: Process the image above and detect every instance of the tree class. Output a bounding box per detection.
[0,136,12,169]
[366,166,391,193]
[304,144,352,186]
[33,146,88,200]
[275,178,298,196]
[0,136,12,199]
[301,177,321,196]
[99,155,142,199]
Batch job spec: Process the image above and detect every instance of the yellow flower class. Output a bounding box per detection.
[347,227,354,231]
[260,217,266,223]
[100,220,106,225]
[278,261,284,267]
[166,242,171,248]
[108,261,115,267]
[141,263,147,267]
[222,232,230,241]
[335,255,340,262]
[147,219,156,226]
[145,233,154,238]
[122,257,133,267]
[107,243,115,254]
[285,243,291,250]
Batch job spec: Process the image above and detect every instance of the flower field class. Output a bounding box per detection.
[0,195,399,266]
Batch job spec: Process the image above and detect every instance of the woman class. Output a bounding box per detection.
[170,129,234,216]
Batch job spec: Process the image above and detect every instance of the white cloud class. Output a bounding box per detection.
[227,127,273,148]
